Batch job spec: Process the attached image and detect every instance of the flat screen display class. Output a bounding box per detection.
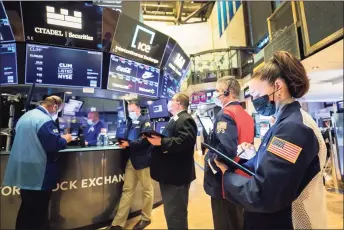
[148,98,169,119]
[155,121,168,134]
[25,44,102,88]
[63,99,84,116]
[21,2,102,50]
[163,43,190,80]
[0,1,14,43]
[0,43,17,84]
[110,13,169,67]
[159,72,180,99]
[199,116,213,135]
[107,54,160,97]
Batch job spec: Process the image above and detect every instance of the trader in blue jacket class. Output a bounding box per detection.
[108,100,154,230]
[3,96,73,230]
[214,51,327,229]
[85,111,105,146]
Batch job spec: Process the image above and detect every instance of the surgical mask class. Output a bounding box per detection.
[167,101,173,112]
[129,112,139,121]
[212,92,223,107]
[252,94,276,116]
[51,114,58,121]
[87,119,94,126]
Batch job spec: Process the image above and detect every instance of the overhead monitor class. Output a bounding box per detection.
[159,72,180,99]
[148,98,169,119]
[63,99,84,116]
[0,43,17,85]
[21,2,103,50]
[110,13,169,67]
[25,44,102,88]
[163,43,190,80]
[107,54,160,97]
[0,1,15,43]
[199,116,214,135]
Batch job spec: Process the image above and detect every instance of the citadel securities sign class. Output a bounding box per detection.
[111,13,169,68]
[21,2,103,50]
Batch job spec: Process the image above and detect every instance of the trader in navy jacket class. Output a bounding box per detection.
[108,100,154,230]
[3,96,73,230]
[85,111,105,146]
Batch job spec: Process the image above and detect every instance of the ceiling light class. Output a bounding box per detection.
[312,66,319,70]
[65,91,72,94]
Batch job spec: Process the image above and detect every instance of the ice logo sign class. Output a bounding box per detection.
[131,25,155,54]
[46,6,82,29]
[58,63,73,80]
[174,53,185,69]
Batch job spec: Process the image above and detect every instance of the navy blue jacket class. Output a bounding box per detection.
[204,102,254,199]
[85,121,105,146]
[126,115,153,170]
[4,106,67,190]
[222,102,327,229]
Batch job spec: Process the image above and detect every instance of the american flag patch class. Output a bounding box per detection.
[267,137,302,164]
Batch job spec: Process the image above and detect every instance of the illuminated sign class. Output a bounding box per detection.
[163,43,190,80]
[21,2,102,50]
[111,13,168,67]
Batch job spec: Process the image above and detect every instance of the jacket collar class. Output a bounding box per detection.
[275,101,301,124]
[37,106,50,116]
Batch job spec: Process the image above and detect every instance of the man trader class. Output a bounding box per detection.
[85,111,105,146]
[3,96,73,230]
[203,77,254,230]
[146,93,197,230]
[108,101,154,230]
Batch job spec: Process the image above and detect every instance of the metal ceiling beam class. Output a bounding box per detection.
[176,1,184,25]
[182,1,213,23]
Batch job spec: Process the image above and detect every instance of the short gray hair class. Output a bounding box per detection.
[216,76,240,98]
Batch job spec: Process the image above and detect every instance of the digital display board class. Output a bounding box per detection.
[0,1,14,43]
[159,72,180,99]
[163,43,190,80]
[107,54,160,97]
[0,43,17,84]
[21,2,103,50]
[26,44,102,88]
[110,13,169,67]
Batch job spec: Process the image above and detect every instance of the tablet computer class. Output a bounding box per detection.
[141,130,166,138]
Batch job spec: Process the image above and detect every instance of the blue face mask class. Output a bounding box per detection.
[252,91,277,116]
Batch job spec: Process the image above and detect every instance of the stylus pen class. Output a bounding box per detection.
[202,143,255,176]
[237,142,255,157]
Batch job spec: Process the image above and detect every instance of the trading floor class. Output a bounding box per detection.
[112,153,344,229]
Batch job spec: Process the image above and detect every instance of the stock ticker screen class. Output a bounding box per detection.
[0,43,17,84]
[159,72,180,99]
[25,44,102,88]
[107,54,160,97]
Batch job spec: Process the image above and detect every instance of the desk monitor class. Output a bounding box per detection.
[199,116,213,135]
[63,99,84,116]
[148,98,169,119]
[155,121,168,134]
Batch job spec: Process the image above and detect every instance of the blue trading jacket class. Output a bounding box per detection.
[125,115,153,170]
[3,106,67,190]
[85,121,105,146]
[222,101,327,229]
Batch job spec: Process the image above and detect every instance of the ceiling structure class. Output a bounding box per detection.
[141,1,215,24]
[300,39,343,102]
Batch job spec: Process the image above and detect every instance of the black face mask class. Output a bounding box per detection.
[251,90,278,116]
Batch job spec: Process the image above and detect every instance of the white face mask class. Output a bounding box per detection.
[87,119,94,126]
[213,92,223,107]
[51,114,58,121]
[129,112,139,121]
[167,101,173,112]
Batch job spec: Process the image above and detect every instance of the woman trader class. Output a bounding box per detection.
[215,51,327,229]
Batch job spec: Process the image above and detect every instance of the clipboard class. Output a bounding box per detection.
[141,130,166,138]
[202,143,255,176]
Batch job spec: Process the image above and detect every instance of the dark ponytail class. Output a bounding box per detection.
[252,51,310,98]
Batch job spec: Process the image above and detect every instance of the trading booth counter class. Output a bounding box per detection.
[0,146,162,230]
